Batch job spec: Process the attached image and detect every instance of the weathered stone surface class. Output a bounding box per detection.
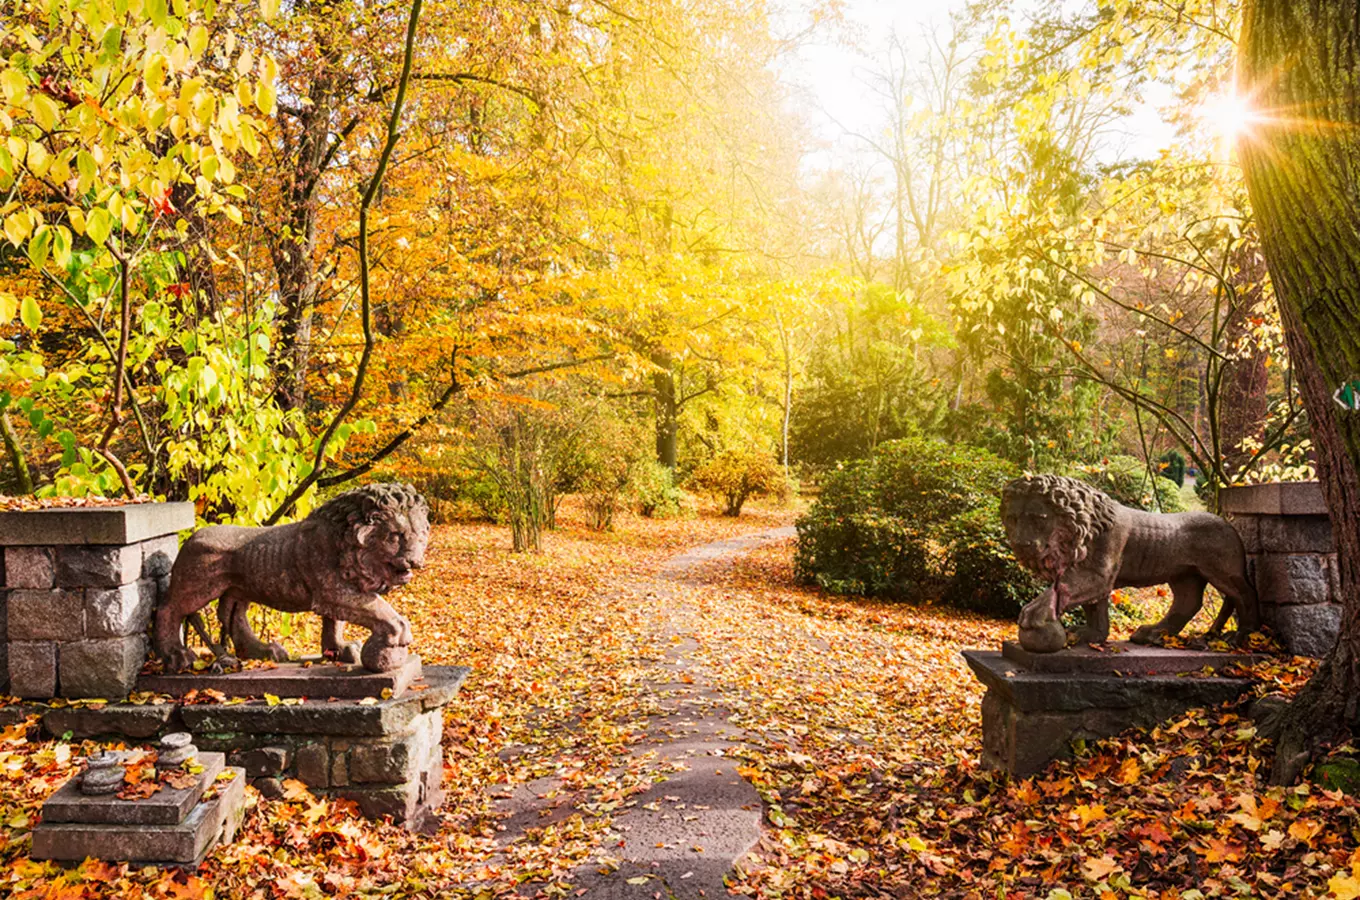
[43,753,224,826]
[332,781,421,823]
[85,581,155,639]
[8,589,83,641]
[331,751,350,786]
[57,545,141,588]
[254,776,284,798]
[1230,514,1261,553]
[0,502,194,547]
[177,665,468,735]
[5,546,53,588]
[350,738,414,784]
[1269,603,1341,658]
[296,743,328,787]
[1220,482,1328,516]
[1000,640,1266,676]
[138,655,424,700]
[9,641,56,698]
[32,765,244,865]
[230,746,290,777]
[139,535,179,579]
[964,650,1256,776]
[1258,515,1335,554]
[43,704,174,740]
[59,635,147,699]
[1256,553,1332,606]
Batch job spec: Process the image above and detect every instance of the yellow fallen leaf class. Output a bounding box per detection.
[1330,873,1360,900]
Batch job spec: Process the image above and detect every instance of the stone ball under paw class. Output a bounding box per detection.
[1019,620,1068,654]
[361,636,409,672]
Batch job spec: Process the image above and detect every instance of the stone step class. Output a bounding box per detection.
[1000,640,1268,675]
[138,655,424,700]
[42,752,224,826]
[33,765,246,866]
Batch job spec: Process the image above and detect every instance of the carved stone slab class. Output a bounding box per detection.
[0,502,194,546]
[32,765,246,865]
[137,655,424,700]
[42,752,225,826]
[1000,640,1268,676]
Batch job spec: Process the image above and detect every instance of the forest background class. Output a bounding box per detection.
[0,0,1307,564]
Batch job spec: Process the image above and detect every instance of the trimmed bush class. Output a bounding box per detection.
[795,438,1038,616]
[942,507,1044,617]
[1065,455,1187,512]
[1158,449,1187,487]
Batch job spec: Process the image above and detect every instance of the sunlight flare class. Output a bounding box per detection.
[1197,88,1263,142]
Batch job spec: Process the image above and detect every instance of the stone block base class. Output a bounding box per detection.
[31,665,469,830]
[964,646,1258,777]
[32,765,245,866]
[0,502,193,699]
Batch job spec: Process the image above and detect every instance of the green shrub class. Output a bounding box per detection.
[688,449,789,516]
[631,460,693,519]
[1065,455,1187,512]
[942,507,1044,617]
[1158,449,1187,487]
[795,438,1036,616]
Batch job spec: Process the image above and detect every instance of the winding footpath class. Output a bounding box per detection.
[497,525,796,899]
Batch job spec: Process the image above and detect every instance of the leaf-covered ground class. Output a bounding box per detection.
[0,505,1355,899]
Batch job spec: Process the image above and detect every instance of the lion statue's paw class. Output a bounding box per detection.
[1019,620,1069,653]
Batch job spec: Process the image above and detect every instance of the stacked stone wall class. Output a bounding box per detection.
[1221,482,1339,657]
[0,504,193,699]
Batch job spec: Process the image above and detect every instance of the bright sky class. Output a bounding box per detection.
[779,0,1179,171]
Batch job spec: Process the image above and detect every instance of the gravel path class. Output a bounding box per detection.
[497,525,796,898]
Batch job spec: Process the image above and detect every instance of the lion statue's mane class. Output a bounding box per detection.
[1001,474,1117,572]
[311,482,430,593]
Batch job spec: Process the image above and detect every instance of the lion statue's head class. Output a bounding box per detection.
[1001,475,1118,582]
[311,483,431,594]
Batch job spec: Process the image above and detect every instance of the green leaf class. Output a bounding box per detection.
[30,93,60,131]
[145,0,168,27]
[99,26,123,62]
[85,207,111,246]
[20,296,41,330]
[26,225,50,268]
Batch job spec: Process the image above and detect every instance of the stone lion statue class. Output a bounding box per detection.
[154,483,431,673]
[1000,474,1259,653]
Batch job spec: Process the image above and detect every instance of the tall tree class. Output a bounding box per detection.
[1238,0,1360,782]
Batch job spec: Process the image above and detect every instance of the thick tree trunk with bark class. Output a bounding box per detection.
[1221,247,1271,480]
[1239,0,1360,783]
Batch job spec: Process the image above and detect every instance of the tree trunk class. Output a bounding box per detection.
[1239,0,1360,783]
[1220,244,1271,481]
[654,370,678,469]
[269,65,338,412]
[1,412,33,494]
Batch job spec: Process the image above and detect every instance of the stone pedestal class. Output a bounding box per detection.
[0,501,194,699]
[1221,482,1338,657]
[32,752,246,866]
[963,641,1264,777]
[30,663,469,830]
